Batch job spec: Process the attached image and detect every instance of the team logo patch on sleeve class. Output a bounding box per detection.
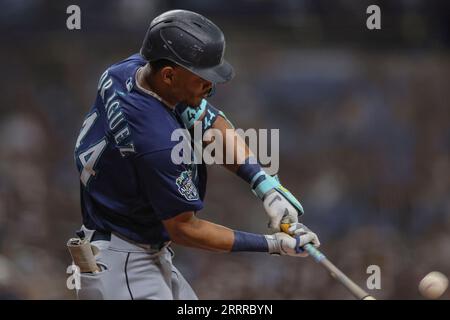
[176,170,199,201]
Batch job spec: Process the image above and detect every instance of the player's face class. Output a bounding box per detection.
[172,67,213,107]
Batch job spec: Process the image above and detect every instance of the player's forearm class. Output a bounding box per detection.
[184,104,252,173]
[207,115,253,173]
[180,103,300,211]
[169,214,235,252]
[163,212,269,253]
[211,115,305,221]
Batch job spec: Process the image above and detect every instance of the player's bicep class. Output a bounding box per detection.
[133,149,203,220]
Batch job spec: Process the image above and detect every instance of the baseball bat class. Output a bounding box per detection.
[281,223,376,300]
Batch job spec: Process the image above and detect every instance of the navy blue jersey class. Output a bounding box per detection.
[74,53,207,244]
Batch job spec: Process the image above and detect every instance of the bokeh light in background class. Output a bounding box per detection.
[0,0,449,299]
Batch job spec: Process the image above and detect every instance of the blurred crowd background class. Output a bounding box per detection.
[0,0,449,299]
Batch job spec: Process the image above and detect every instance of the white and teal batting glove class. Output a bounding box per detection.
[251,172,304,233]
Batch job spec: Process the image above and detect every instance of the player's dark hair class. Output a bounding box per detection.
[149,59,178,73]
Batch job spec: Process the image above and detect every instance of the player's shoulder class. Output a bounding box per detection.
[105,53,146,81]
[95,53,145,101]
[123,99,184,156]
[96,54,186,156]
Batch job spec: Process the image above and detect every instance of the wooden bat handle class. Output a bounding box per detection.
[280,223,291,234]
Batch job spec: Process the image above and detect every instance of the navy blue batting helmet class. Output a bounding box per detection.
[140,10,234,84]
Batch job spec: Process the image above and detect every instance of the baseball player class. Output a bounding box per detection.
[72,9,320,300]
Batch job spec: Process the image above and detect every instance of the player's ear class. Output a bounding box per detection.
[160,66,175,85]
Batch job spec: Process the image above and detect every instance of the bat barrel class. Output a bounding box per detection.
[280,224,376,299]
[304,244,374,300]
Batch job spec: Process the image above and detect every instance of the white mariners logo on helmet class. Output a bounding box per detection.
[176,170,199,201]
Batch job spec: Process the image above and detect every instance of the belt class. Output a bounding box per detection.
[77,228,168,251]
[91,230,111,242]
[112,232,170,251]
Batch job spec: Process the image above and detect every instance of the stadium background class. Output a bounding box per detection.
[0,0,449,299]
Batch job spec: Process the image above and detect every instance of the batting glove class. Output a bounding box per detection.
[264,229,320,258]
[263,190,298,233]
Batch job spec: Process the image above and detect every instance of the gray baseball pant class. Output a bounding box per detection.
[76,232,198,300]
